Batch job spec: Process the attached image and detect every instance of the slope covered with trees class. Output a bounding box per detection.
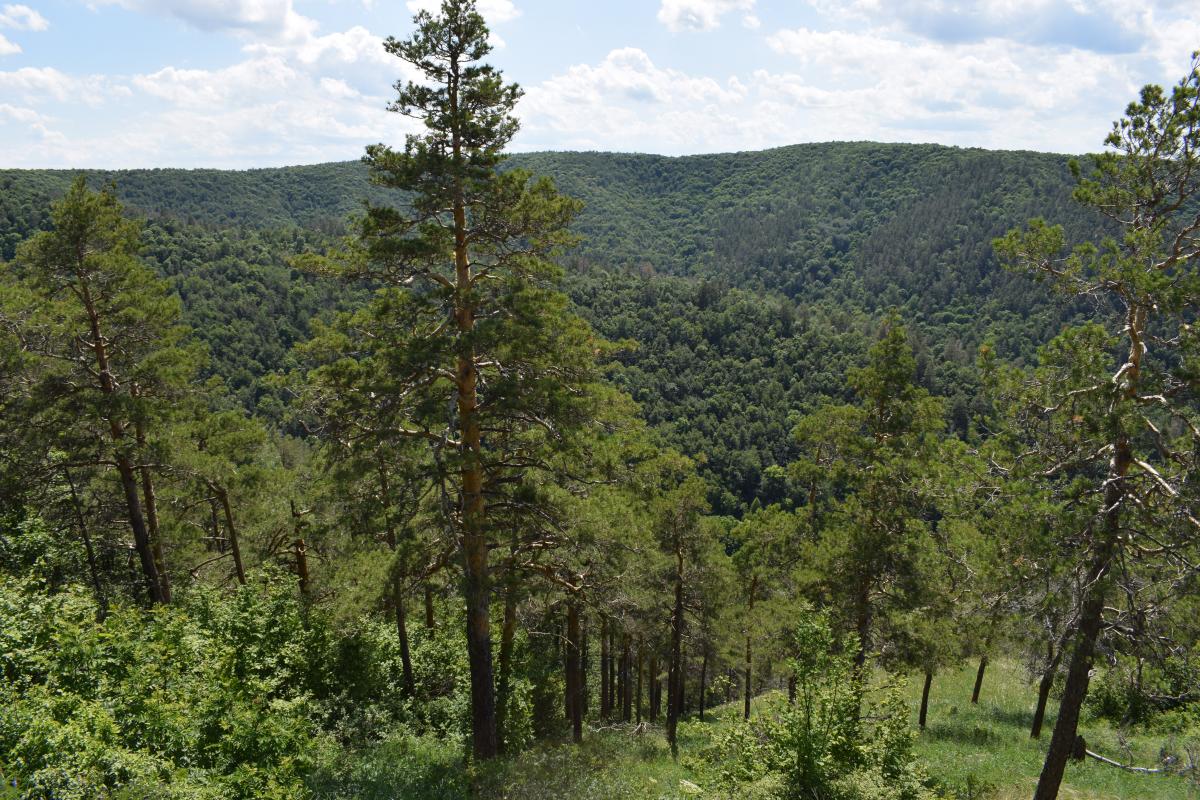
[0,141,1101,508]
[2,3,1200,800]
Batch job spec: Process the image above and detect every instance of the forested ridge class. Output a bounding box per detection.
[2,3,1200,800]
[0,143,1099,510]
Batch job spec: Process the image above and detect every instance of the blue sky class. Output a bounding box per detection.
[1,0,1198,167]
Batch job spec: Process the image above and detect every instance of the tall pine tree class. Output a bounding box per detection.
[298,0,600,759]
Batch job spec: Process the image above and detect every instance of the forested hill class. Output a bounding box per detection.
[2,143,1094,288]
[0,142,1103,511]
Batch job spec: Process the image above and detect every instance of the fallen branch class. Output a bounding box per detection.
[1085,749,1169,774]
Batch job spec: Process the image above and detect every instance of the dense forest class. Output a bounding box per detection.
[0,141,1100,512]
[2,3,1200,800]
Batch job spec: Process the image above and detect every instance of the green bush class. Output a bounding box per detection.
[0,572,354,799]
[704,612,939,800]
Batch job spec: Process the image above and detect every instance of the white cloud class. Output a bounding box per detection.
[0,32,18,54]
[764,26,1132,114]
[0,102,68,163]
[90,0,317,41]
[8,0,1198,167]
[521,48,755,151]
[240,23,423,104]
[285,25,390,67]
[657,0,755,32]
[133,57,298,106]
[0,102,44,122]
[805,0,1144,52]
[764,25,1135,133]
[0,67,128,105]
[320,76,360,98]
[404,0,519,24]
[1140,5,1200,74]
[0,0,427,167]
[0,4,49,30]
[1,37,419,167]
[516,33,1156,157]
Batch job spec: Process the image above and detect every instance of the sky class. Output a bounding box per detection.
[1,0,1198,168]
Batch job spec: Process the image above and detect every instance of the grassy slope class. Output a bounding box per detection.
[311,659,1194,800]
[914,659,1195,800]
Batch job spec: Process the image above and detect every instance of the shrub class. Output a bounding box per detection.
[705,611,939,800]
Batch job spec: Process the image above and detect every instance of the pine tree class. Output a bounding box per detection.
[996,54,1200,800]
[297,0,597,759]
[1,178,200,604]
[791,317,946,667]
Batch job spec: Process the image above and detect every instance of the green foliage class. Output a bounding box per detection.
[703,612,936,800]
[6,49,1200,800]
[790,318,955,669]
[0,568,422,799]
[307,732,468,800]
[1,141,1103,508]
[771,615,932,800]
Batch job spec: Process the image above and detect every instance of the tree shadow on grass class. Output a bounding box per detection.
[984,705,1047,732]
[922,721,1002,746]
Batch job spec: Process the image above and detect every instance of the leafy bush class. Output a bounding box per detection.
[0,572,353,798]
[1087,649,1200,727]
[702,612,939,800]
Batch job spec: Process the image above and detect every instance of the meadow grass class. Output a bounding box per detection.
[312,659,1197,799]
[907,658,1198,800]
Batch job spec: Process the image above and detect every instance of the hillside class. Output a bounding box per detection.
[0,142,1105,510]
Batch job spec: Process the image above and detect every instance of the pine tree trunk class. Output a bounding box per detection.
[744,576,756,720]
[462,507,496,758]
[564,617,571,721]
[496,566,518,752]
[919,670,933,729]
[971,655,988,704]
[1032,579,1108,799]
[448,64,497,756]
[210,499,223,553]
[609,629,618,719]
[116,453,162,604]
[1031,639,1063,739]
[395,576,415,697]
[600,618,610,719]
[743,636,753,721]
[217,488,246,585]
[135,417,170,603]
[854,575,871,668]
[424,583,436,629]
[80,281,162,605]
[378,462,414,697]
[64,468,106,619]
[619,633,628,724]
[636,645,643,724]
[566,603,583,744]
[1032,667,1055,739]
[699,649,708,721]
[576,618,585,719]
[622,636,632,722]
[1033,448,1126,800]
[668,549,684,755]
[679,648,687,717]
[788,675,797,705]
[649,655,659,722]
[294,538,309,595]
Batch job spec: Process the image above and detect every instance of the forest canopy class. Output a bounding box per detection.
[1,4,1199,800]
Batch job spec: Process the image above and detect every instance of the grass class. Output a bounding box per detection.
[311,660,1199,799]
[907,658,1199,800]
